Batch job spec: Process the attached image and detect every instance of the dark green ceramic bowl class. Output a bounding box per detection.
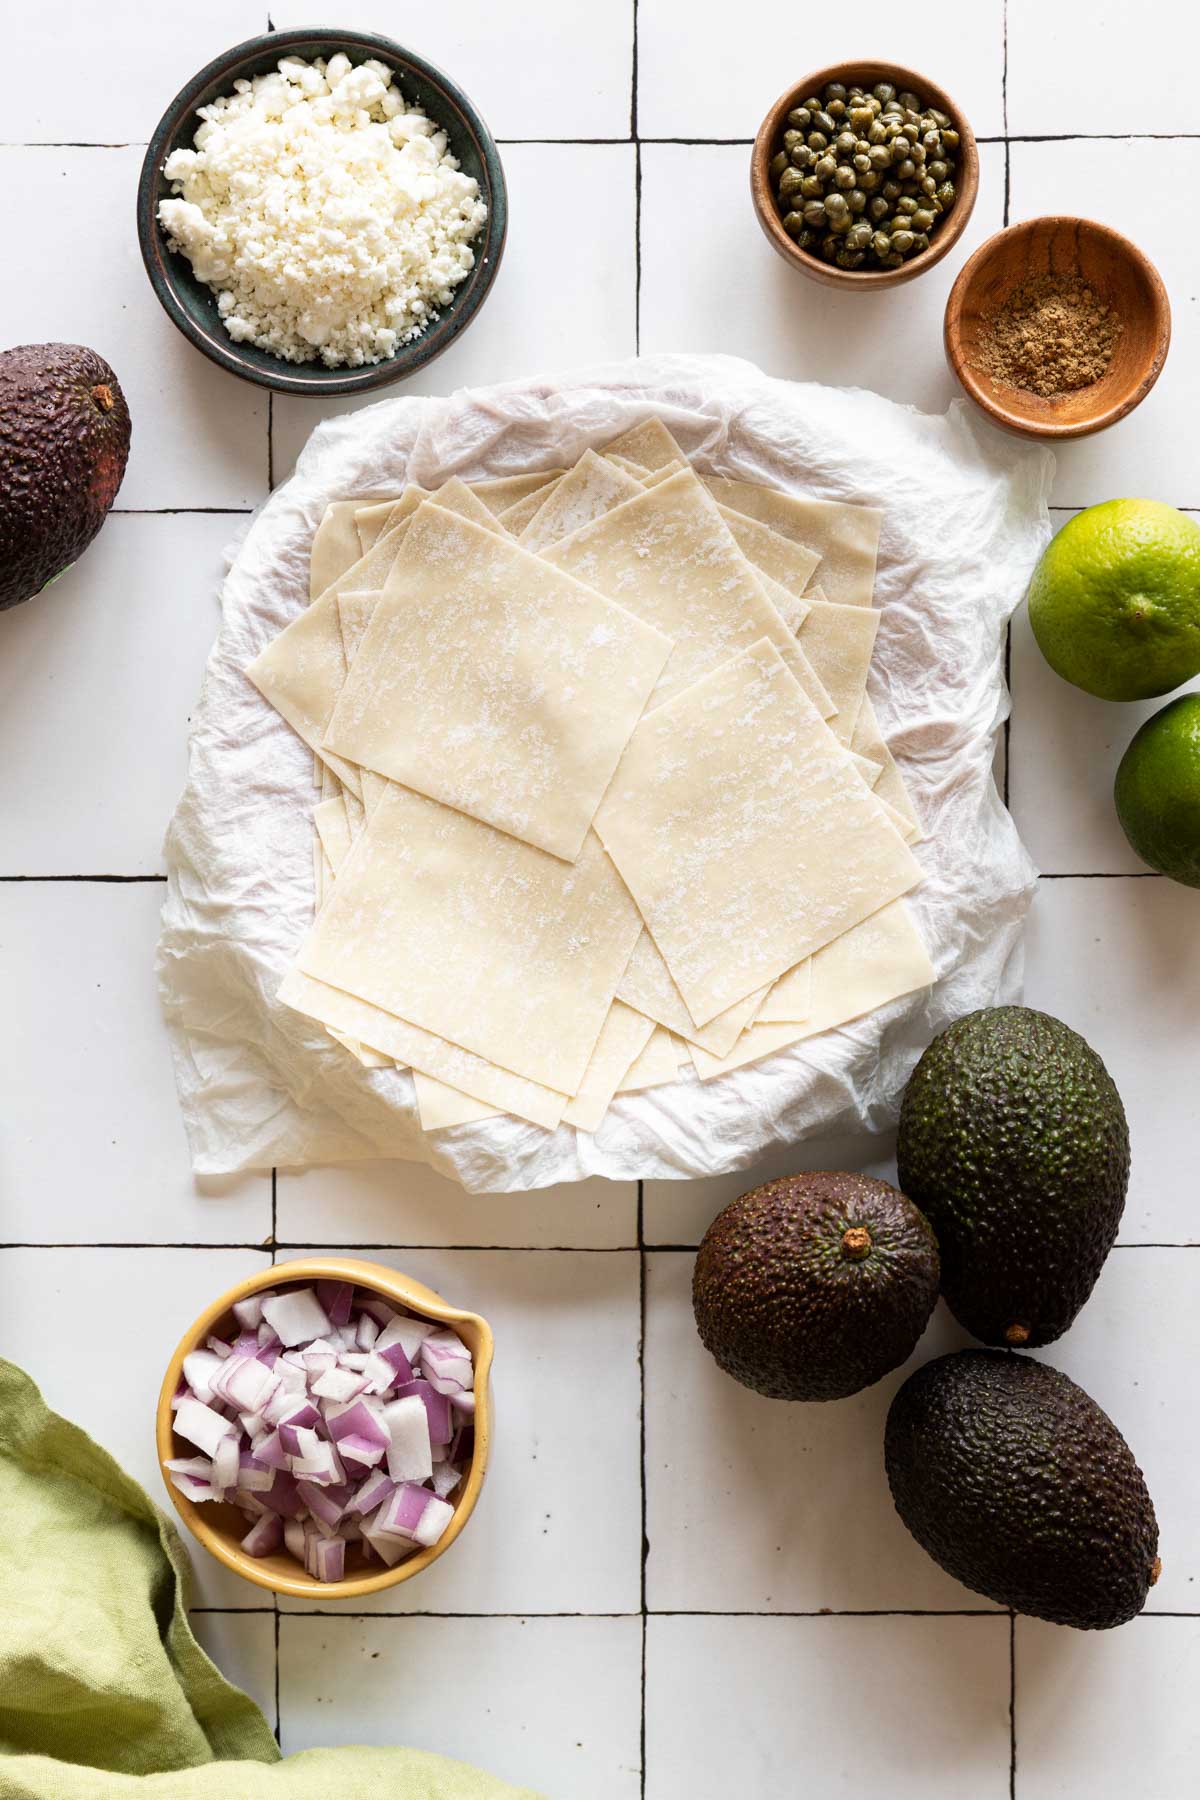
[137,28,507,397]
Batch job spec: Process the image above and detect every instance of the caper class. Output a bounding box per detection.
[873,82,896,104]
[872,229,892,257]
[868,195,890,221]
[882,179,901,200]
[827,98,847,121]
[909,142,926,166]
[937,180,956,208]
[853,151,871,173]
[824,190,849,220]
[814,154,837,182]
[813,109,836,135]
[942,128,960,151]
[881,250,906,268]
[895,195,918,215]
[911,207,936,232]
[849,104,874,132]
[794,226,820,250]
[790,143,814,169]
[823,81,848,103]
[846,221,874,251]
[911,231,930,252]
[868,120,888,144]
[866,143,891,171]
[895,157,916,180]
[832,164,855,191]
[884,119,906,140]
[783,128,803,152]
[801,97,821,113]
[787,107,811,130]
[859,169,881,193]
[802,198,827,227]
[928,159,948,183]
[806,130,828,151]
[897,91,921,112]
[921,127,940,153]
[890,228,915,253]
[835,247,866,269]
[835,129,857,155]
[820,234,840,262]
[921,174,939,196]
[770,150,789,180]
[846,187,867,212]
[930,109,951,129]
[778,166,806,201]
[800,174,823,198]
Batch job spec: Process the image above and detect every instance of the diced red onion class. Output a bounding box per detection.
[168,1281,473,1582]
[241,1513,283,1557]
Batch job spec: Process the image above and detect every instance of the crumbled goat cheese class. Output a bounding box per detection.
[157,54,487,368]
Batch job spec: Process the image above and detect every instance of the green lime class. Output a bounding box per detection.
[1027,499,1200,701]
[1114,694,1200,886]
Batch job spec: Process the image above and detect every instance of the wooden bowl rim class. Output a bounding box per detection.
[156,1256,493,1600]
[750,59,979,291]
[943,215,1172,439]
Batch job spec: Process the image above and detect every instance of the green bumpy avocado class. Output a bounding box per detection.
[0,342,131,611]
[897,1006,1129,1348]
[692,1171,940,1402]
[885,1350,1160,1629]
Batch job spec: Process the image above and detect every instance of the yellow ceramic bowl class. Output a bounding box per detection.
[156,1257,493,1600]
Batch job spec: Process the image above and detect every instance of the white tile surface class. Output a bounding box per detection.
[1007,0,1200,136]
[1024,879,1200,1245]
[0,516,228,875]
[276,1161,637,1247]
[1015,1615,1200,1797]
[1008,139,1200,509]
[0,1246,269,1606]
[1035,1249,1199,1612]
[644,1253,982,1611]
[191,1612,278,1732]
[279,1615,642,1799]
[1010,542,1200,876]
[0,882,270,1244]
[2,4,271,143]
[270,142,637,482]
[0,149,267,511]
[275,1247,642,1614]
[269,1,635,141]
[646,1615,1011,1799]
[637,2,1007,139]
[4,8,1200,1794]
[640,140,1005,410]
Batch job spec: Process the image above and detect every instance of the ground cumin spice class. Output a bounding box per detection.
[978,274,1122,397]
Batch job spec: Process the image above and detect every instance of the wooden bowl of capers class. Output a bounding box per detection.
[751,61,978,289]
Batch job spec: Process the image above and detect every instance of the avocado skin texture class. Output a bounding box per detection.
[692,1172,940,1402]
[0,343,131,610]
[897,1006,1129,1348]
[885,1350,1159,1629]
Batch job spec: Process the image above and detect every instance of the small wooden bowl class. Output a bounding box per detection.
[156,1257,493,1600]
[944,217,1171,438]
[750,61,978,291]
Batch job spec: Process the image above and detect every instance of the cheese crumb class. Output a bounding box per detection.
[157,55,488,368]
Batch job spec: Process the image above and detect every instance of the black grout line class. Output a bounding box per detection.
[630,0,639,142]
[1002,0,1009,137]
[0,873,167,884]
[267,393,276,494]
[6,1238,1195,1252]
[198,1604,1200,1619]
[1009,1612,1017,1799]
[13,131,1200,152]
[637,1174,648,1799]
[634,142,643,355]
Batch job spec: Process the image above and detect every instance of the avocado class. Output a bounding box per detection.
[897,1006,1128,1348]
[692,1171,940,1402]
[0,343,131,611]
[885,1350,1160,1629]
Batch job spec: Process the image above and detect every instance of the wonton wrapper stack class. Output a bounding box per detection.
[246,422,934,1139]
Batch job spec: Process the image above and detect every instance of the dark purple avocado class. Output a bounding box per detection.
[0,342,131,610]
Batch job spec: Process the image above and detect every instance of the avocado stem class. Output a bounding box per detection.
[92,384,114,414]
[841,1226,872,1261]
[1004,1323,1031,1346]
[1150,1556,1162,1586]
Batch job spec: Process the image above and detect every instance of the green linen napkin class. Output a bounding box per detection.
[0,1359,544,1799]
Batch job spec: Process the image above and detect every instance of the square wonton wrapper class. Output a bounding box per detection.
[595,638,923,1028]
[323,504,672,862]
[701,475,881,607]
[297,783,645,1095]
[542,467,811,710]
[690,900,935,1078]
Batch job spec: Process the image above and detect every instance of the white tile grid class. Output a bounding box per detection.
[1,3,1197,1795]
